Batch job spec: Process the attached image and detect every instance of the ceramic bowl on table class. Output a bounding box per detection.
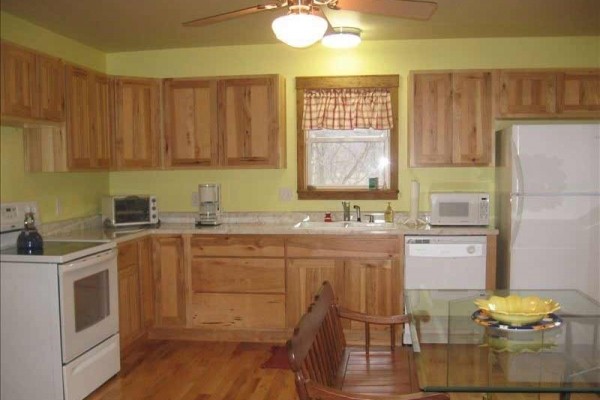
[474,295,561,326]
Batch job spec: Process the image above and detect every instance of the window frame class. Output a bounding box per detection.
[296,75,399,200]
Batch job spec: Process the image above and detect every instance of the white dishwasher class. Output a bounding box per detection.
[403,235,487,344]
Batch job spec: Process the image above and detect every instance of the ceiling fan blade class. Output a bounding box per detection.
[313,6,335,35]
[182,3,284,27]
[333,0,437,21]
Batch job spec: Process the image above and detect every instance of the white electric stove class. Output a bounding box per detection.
[0,202,120,400]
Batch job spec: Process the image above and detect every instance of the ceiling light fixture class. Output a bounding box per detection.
[322,27,362,49]
[271,5,328,48]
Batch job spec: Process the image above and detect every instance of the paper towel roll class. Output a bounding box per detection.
[409,180,419,220]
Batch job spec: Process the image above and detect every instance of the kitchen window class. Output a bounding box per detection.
[296,76,399,200]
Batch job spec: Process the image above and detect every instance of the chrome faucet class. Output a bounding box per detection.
[353,205,361,222]
[342,201,351,221]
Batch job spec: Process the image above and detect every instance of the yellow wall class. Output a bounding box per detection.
[107,37,600,214]
[0,11,108,223]
[1,9,599,220]
[0,126,109,222]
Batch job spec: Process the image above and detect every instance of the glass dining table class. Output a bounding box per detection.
[404,289,600,400]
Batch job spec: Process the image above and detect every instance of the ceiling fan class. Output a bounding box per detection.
[183,0,438,48]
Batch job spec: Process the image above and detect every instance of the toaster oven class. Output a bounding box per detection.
[101,195,158,228]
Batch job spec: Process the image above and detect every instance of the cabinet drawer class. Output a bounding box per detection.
[191,236,284,257]
[190,293,285,329]
[191,258,285,293]
[117,241,138,270]
[286,236,400,259]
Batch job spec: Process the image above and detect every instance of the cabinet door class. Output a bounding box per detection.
[218,76,284,168]
[164,79,219,167]
[342,259,395,331]
[1,42,37,119]
[114,77,161,169]
[118,264,143,351]
[152,236,186,327]
[89,73,112,168]
[452,72,492,165]
[498,71,557,117]
[410,73,453,166]
[138,237,154,329]
[36,53,65,122]
[285,258,344,328]
[65,65,93,169]
[557,70,600,117]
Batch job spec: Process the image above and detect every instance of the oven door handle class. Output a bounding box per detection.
[61,249,117,273]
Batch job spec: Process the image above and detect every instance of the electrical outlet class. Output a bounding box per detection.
[191,192,200,208]
[279,187,293,202]
[55,198,62,216]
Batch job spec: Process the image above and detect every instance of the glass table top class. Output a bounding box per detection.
[405,289,600,394]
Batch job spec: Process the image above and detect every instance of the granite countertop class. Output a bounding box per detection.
[46,220,499,244]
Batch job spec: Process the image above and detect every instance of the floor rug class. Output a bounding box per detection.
[261,345,290,369]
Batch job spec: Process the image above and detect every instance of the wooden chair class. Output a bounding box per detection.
[287,281,449,400]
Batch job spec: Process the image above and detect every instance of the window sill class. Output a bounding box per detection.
[297,189,399,200]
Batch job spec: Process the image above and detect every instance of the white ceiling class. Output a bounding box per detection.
[1,0,599,52]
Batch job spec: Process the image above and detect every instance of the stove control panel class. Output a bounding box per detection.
[0,201,39,233]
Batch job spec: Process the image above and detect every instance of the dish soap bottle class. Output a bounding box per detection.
[16,209,44,254]
[384,202,394,223]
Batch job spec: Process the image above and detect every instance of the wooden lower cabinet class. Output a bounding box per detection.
[285,258,343,328]
[117,237,152,354]
[189,235,286,331]
[285,236,402,341]
[152,235,186,327]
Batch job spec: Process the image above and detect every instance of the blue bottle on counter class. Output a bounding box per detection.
[17,211,44,255]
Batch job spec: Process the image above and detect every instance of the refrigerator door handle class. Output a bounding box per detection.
[511,194,524,248]
[512,140,524,194]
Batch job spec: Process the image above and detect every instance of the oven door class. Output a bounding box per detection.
[59,249,118,364]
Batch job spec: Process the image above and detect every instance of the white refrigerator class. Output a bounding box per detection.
[495,123,600,302]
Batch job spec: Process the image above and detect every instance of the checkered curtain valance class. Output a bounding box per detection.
[302,88,394,130]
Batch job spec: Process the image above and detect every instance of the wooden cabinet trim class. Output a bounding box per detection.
[286,236,400,259]
[191,235,285,258]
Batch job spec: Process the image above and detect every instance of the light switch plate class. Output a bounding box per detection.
[279,188,293,202]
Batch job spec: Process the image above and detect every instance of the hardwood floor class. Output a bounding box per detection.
[87,340,598,400]
[87,341,297,400]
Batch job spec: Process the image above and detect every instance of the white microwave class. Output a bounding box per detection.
[430,192,489,226]
[102,195,159,228]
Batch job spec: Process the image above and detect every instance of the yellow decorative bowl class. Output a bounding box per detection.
[474,295,560,326]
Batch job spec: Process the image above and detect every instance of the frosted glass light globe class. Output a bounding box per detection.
[272,13,328,48]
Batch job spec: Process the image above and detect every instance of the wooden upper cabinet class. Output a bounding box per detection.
[218,75,285,168]
[452,72,492,165]
[1,42,37,119]
[410,73,453,166]
[410,71,493,167]
[65,65,92,169]
[113,77,161,170]
[497,71,557,117]
[89,73,112,169]
[496,69,600,119]
[557,70,600,116]
[65,65,110,170]
[1,41,65,123]
[36,53,65,122]
[163,78,219,167]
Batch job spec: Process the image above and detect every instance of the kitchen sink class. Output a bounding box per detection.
[293,221,397,231]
